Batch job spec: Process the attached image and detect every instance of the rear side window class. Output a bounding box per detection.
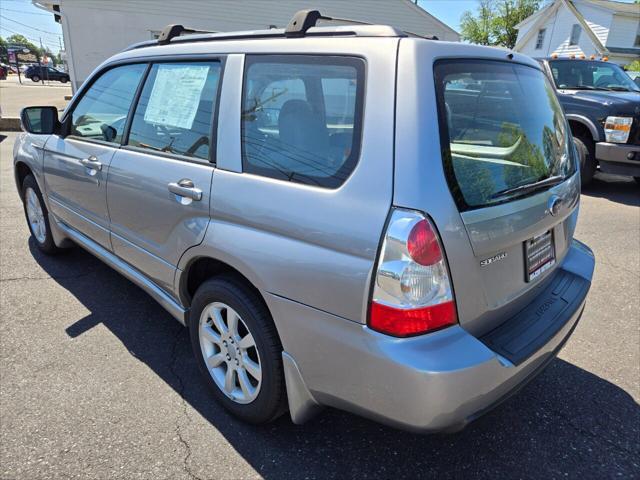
[70,64,146,143]
[241,55,364,188]
[434,59,575,210]
[128,61,222,161]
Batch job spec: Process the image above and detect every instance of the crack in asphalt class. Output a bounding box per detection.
[0,271,94,283]
[168,325,205,480]
[551,407,639,459]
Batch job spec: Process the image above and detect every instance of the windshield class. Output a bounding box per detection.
[549,60,640,92]
[434,60,576,210]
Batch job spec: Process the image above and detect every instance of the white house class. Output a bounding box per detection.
[32,0,460,90]
[514,0,639,65]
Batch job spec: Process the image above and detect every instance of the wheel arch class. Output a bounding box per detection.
[179,255,268,313]
[14,161,36,197]
[566,114,600,142]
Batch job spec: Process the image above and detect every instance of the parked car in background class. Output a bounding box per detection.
[538,57,640,184]
[14,10,594,433]
[24,65,70,83]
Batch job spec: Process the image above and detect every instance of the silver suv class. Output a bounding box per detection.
[14,10,595,432]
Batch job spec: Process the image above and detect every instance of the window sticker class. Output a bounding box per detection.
[144,64,210,129]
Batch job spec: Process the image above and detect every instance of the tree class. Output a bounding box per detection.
[623,60,640,71]
[0,36,8,64]
[460,0,544,49]
[493,0,541,49]
[460,0,494,46]
[5,34,42,61]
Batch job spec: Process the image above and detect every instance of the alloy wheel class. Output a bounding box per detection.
[25,187,46,244]
[198,302,262,404]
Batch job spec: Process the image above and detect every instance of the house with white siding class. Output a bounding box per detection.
[514,0,639,65]
[32,0,459,90]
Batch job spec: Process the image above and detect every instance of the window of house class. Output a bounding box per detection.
[127,61,222,161]
[241,55,365,189]
[569,24,581,46]
[70,63,146,143]
[535,28,546,50]
[635,23,640,47]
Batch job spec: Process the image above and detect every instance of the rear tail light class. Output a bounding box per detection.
[368,209,457,337]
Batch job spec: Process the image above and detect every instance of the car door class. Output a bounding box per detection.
[43,63,147,249]
[106,60,223,293]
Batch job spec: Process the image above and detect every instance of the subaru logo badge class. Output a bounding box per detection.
[547,195,562,216]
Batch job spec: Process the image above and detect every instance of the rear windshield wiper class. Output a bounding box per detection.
[490,175,565,200]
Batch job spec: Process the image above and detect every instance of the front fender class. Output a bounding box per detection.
[13,132,50,199]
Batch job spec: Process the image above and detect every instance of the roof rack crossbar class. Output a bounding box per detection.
[157,24,213,45]
[284,9,372,37]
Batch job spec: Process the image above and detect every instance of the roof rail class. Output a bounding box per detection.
[125,9,439,51]
[284,9,371,37]
[157,24,213,45]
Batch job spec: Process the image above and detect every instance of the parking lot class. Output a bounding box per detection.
[0,76,71,117]
[0,130,638,479]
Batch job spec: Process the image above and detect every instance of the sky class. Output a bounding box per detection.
[0,0,63,51]
[0,0,638,53]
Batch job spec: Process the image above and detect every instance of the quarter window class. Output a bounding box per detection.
[128,61,222,161]
[241,55,364,188]
[70,64,146,143]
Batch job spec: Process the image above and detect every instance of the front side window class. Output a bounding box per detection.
[569,24,581,46]
[70,64,146,143]
[535,29,546,50]
[549,60,639,91]
[241,55,364,188]
[435,60,576,210]
[128,61,222,160]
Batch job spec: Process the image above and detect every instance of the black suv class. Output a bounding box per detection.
[24,65,70,84]
[539,58,640,184]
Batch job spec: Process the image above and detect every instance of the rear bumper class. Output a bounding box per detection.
[273,240,595,433]
[596,142,640,177]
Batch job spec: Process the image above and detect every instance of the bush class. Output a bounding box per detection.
[623,60,640,71]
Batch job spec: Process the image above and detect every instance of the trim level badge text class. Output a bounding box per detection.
[480,252,507,266]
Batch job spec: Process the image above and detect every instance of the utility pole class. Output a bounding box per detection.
[39,37,46,84]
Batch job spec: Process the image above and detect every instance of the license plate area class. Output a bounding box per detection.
[524,230,555,282]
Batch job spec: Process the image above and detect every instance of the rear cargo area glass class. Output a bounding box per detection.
[434,60,574,210]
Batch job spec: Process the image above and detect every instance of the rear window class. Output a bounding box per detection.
[241,55,364,189]
[434,60,575,210]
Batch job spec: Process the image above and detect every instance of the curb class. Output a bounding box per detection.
[0,117,21,131]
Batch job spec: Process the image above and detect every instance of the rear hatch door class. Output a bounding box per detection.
[394,46,580,336]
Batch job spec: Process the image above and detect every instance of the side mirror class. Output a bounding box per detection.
[20,106,61,135]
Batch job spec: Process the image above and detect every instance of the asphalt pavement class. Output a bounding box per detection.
[0,76,71,117]
[0,131,638,479]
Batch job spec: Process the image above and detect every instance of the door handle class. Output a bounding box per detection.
[80,156,102,171]
[168,179,202,201]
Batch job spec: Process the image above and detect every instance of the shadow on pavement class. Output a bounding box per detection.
[30,240,639,479]
[581,173,639,207]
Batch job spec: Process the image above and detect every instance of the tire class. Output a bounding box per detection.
[634,177,640,185]
[21,175,60,255]
[31,75,40,82]
[189,274,285,424]
[60,77,68,84]
[573,135,596,186]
